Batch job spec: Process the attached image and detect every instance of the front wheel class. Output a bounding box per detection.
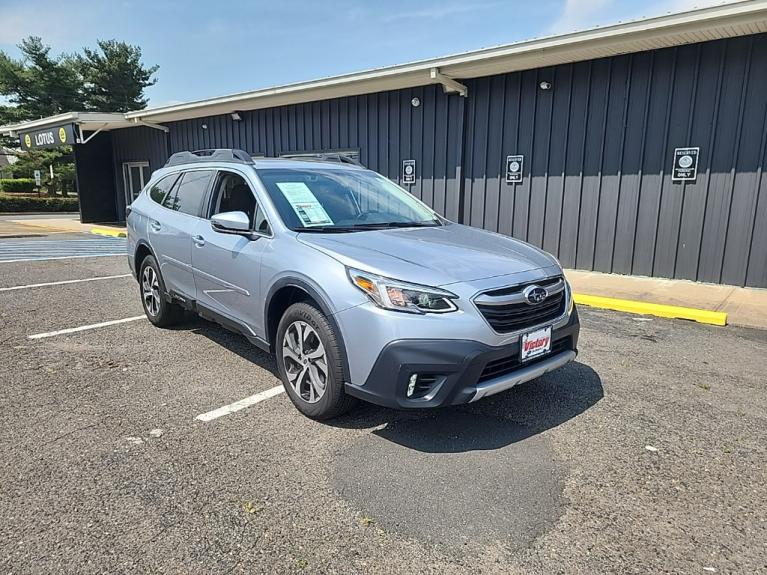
[276,302,356,419]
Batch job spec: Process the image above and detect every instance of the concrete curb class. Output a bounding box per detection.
[90,227,127,238]
[573,293,728,326]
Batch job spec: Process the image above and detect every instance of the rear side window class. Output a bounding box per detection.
[148,174,179,204]
[162,170,214,216]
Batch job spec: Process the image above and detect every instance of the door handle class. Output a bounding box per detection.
[192,235,205,247]
[150,221,161,232]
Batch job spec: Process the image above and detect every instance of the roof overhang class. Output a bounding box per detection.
[0,112,150,138]
[123,0,767,123]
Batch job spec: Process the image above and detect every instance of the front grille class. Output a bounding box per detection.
[478,337,571,383]
[475,277,566,333]
[480,275,562,298]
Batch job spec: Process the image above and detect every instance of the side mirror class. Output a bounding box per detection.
[210,211,253,237]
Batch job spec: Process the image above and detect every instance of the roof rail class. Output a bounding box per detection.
[279,152,365,168]
[164,148,253,167]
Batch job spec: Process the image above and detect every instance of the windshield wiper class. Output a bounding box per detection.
[350,220,442,229]
[293,226,363,233]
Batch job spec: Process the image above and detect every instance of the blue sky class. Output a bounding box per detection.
[0,0,726,108]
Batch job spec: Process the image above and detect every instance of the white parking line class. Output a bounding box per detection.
[28,315,146,340]
[195,385,285,422]
[0,274,131,292]
[0,253,125,264]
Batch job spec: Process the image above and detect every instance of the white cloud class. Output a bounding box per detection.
[548,0,740,35]
[548,0,615,34]
[0,0,124,47]
[662,0,736,11]
[381,1,503,24]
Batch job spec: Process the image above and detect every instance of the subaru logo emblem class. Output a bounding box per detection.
[524,285,548,305]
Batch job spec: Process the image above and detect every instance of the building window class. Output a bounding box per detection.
[122,161,151,205]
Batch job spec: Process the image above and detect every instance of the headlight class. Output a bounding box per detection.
[347,268,458,314]
[566,279,574,315]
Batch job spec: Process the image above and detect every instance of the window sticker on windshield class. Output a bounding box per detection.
[276,182,334,227]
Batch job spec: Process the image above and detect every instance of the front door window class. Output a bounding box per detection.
[123,162,151,205]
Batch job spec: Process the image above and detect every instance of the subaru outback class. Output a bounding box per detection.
[127,149,579,419]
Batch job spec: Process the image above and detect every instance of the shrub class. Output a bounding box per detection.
[0,178,37,193]
[0,193,79,213]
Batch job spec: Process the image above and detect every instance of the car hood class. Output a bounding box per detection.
[296,223,559,286]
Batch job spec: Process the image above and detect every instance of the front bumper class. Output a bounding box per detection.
[344,306,580,409]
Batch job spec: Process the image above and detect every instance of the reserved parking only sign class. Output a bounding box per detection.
[505,155,524,184]
[672,147,699,182]
[402,159,416,185]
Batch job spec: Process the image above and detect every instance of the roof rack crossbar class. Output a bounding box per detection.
[279,152,364,168]
[164,148,253,167]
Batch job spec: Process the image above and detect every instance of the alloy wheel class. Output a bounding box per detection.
[142,266,161,317]
[282,320,328,403]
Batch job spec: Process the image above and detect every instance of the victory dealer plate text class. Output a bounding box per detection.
[521,326,552,361]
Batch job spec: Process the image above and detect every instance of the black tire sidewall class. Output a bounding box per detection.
[276,302,348,419]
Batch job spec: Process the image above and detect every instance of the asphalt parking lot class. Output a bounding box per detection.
[1,235,765,574]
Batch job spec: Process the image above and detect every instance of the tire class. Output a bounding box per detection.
[276,302,356,420]
[138,255,184,328]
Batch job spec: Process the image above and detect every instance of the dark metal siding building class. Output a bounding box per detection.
[163,86,466,223]
[111,126,169,218]
[460,34,767,288]
[133,34,767,287]
[4,2,766,287]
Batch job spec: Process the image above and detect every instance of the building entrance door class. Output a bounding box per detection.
[122,162,150,205]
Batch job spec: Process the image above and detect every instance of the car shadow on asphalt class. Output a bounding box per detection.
[173,317,603,454]
[178,316,279,377]
[328,361,603,453]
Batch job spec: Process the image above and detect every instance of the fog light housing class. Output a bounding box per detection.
[405,373,441,399]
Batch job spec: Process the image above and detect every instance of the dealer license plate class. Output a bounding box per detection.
[521,326,552,361]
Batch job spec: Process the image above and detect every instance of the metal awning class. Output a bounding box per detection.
[0,112,168,149]
[0,113,130,136]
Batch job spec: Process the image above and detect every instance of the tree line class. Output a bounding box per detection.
[1,36,158,123]
[0,36,159,195]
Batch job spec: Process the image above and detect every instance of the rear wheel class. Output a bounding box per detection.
[139,255,183,327]
[276,302,356,419]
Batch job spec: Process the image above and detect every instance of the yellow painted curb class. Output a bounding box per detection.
[573,293,727,326]
[90,227,127,238]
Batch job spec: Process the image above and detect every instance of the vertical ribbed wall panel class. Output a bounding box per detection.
[461,34,767,287]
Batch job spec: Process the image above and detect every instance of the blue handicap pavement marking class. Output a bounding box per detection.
[0,236,127,262]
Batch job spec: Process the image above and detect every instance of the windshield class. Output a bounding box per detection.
[257,168,443,232]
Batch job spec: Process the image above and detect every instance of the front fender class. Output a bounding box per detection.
[263,274,353,384]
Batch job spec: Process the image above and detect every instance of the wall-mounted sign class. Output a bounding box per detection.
[672,147,699,182]
[506,154,524,184]
[402,159,416,185]
[19,123,77,150]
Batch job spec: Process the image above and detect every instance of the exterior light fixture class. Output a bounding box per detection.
[231,112,242,121]
[411,97,421,108]
[201,123,208,130]
[539,81,552,90]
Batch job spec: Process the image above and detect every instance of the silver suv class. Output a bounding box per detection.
[127,149,580,419]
